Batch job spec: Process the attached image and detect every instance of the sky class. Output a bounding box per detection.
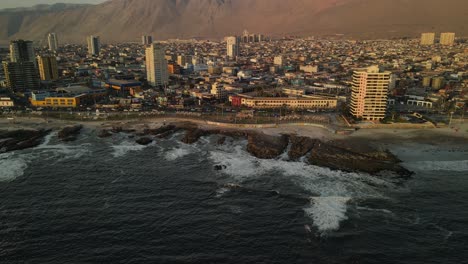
[0,0,108,9]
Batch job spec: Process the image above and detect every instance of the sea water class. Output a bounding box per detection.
[0,129,467,263]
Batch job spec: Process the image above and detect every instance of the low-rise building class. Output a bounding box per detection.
[230,95,337,109]
[0,97,14,107]
[105,79,142,96]
[30,86,106,108]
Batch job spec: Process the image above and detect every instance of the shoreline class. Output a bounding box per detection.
[1,116,466,146]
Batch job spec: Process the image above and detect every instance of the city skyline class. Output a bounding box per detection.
[0,0,466,263]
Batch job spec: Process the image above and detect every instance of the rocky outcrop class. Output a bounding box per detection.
[136,137,153,146]
[288,135,318,160]
[144,125,180,138]
[97,129,112,138]
[182,128,210,144]
[0,129,51,153]
[58,125,83,142]
[308,141,412,176]
[246,133,289,159]
[111,127,136,134]
[93,121,412,177]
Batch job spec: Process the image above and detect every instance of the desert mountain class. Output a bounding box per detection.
[0,0,467,44]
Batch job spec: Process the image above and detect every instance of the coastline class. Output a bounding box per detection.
[1,116,466,145]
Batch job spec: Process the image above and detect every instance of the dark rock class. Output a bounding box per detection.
[111,126,123,133]
[58,125,83,142]
[111,126,136,134]
[327,140,401,163]
[136,137,153,145]
[308,141,412,177]
[246,133,289,159]
[217,136,226,145]
[214,165,227,171]
[288,135,318,160]
[144,125,180,138]
[182,128,209,144]
[97,129,112,138]
[0,129,51,153]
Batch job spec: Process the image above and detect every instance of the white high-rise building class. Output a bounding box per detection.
[440,32,455,45]
[146,43,169,87]
[420,33,435,45]
[48,33,58,52]
[226,36,239,59]
[87,35,100,56]
[349,66,390,121]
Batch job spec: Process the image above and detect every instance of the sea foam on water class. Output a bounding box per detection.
[0,153,28,182]
[208,139,394,233]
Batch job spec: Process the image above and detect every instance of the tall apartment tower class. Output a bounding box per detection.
[349,66,390,121]
[3,62,40,91]
[145,43,169,87]
[226,36,240,59]
[142,35,153,45]
[37,55,59,81]
[10,40,35,63]
[48,33,59,52]
[4,40,40,91]
[440,32,455,45]
[420,33,435,45]
[87,35,100,56]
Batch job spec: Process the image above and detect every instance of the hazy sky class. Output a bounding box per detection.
[0,0,108,9]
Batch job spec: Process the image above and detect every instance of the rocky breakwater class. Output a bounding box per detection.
[58,125,83,142]
[0,129,51,153]
[175,124,412,177]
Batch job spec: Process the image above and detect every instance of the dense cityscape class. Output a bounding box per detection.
[1,0,468,263]
[1,31,466,129]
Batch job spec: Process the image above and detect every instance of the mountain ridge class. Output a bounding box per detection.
[0,0,467,44]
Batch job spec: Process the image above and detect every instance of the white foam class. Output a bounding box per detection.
[209,144,262,181]
[304,197,350,233]
[40,132,54,146]
[357,206,393,214]
[405,160,468,172]
[215,187,231,198]
[36,143,91,161]
[208,140,396,233]
[111,141,148,158]
[0,153,28,182]
[165,147,191,161]
[33,132,91,161]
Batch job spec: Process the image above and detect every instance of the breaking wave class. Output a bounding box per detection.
[304,197,351,233]
[209,140,395,233]
[0,152,28,182]
[111,141,149,158]
[165,147,192,161]
[34,132,91,161]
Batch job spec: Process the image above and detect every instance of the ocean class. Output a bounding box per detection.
[1,129,467,263]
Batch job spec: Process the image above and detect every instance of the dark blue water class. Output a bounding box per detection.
[0,130,467,263]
